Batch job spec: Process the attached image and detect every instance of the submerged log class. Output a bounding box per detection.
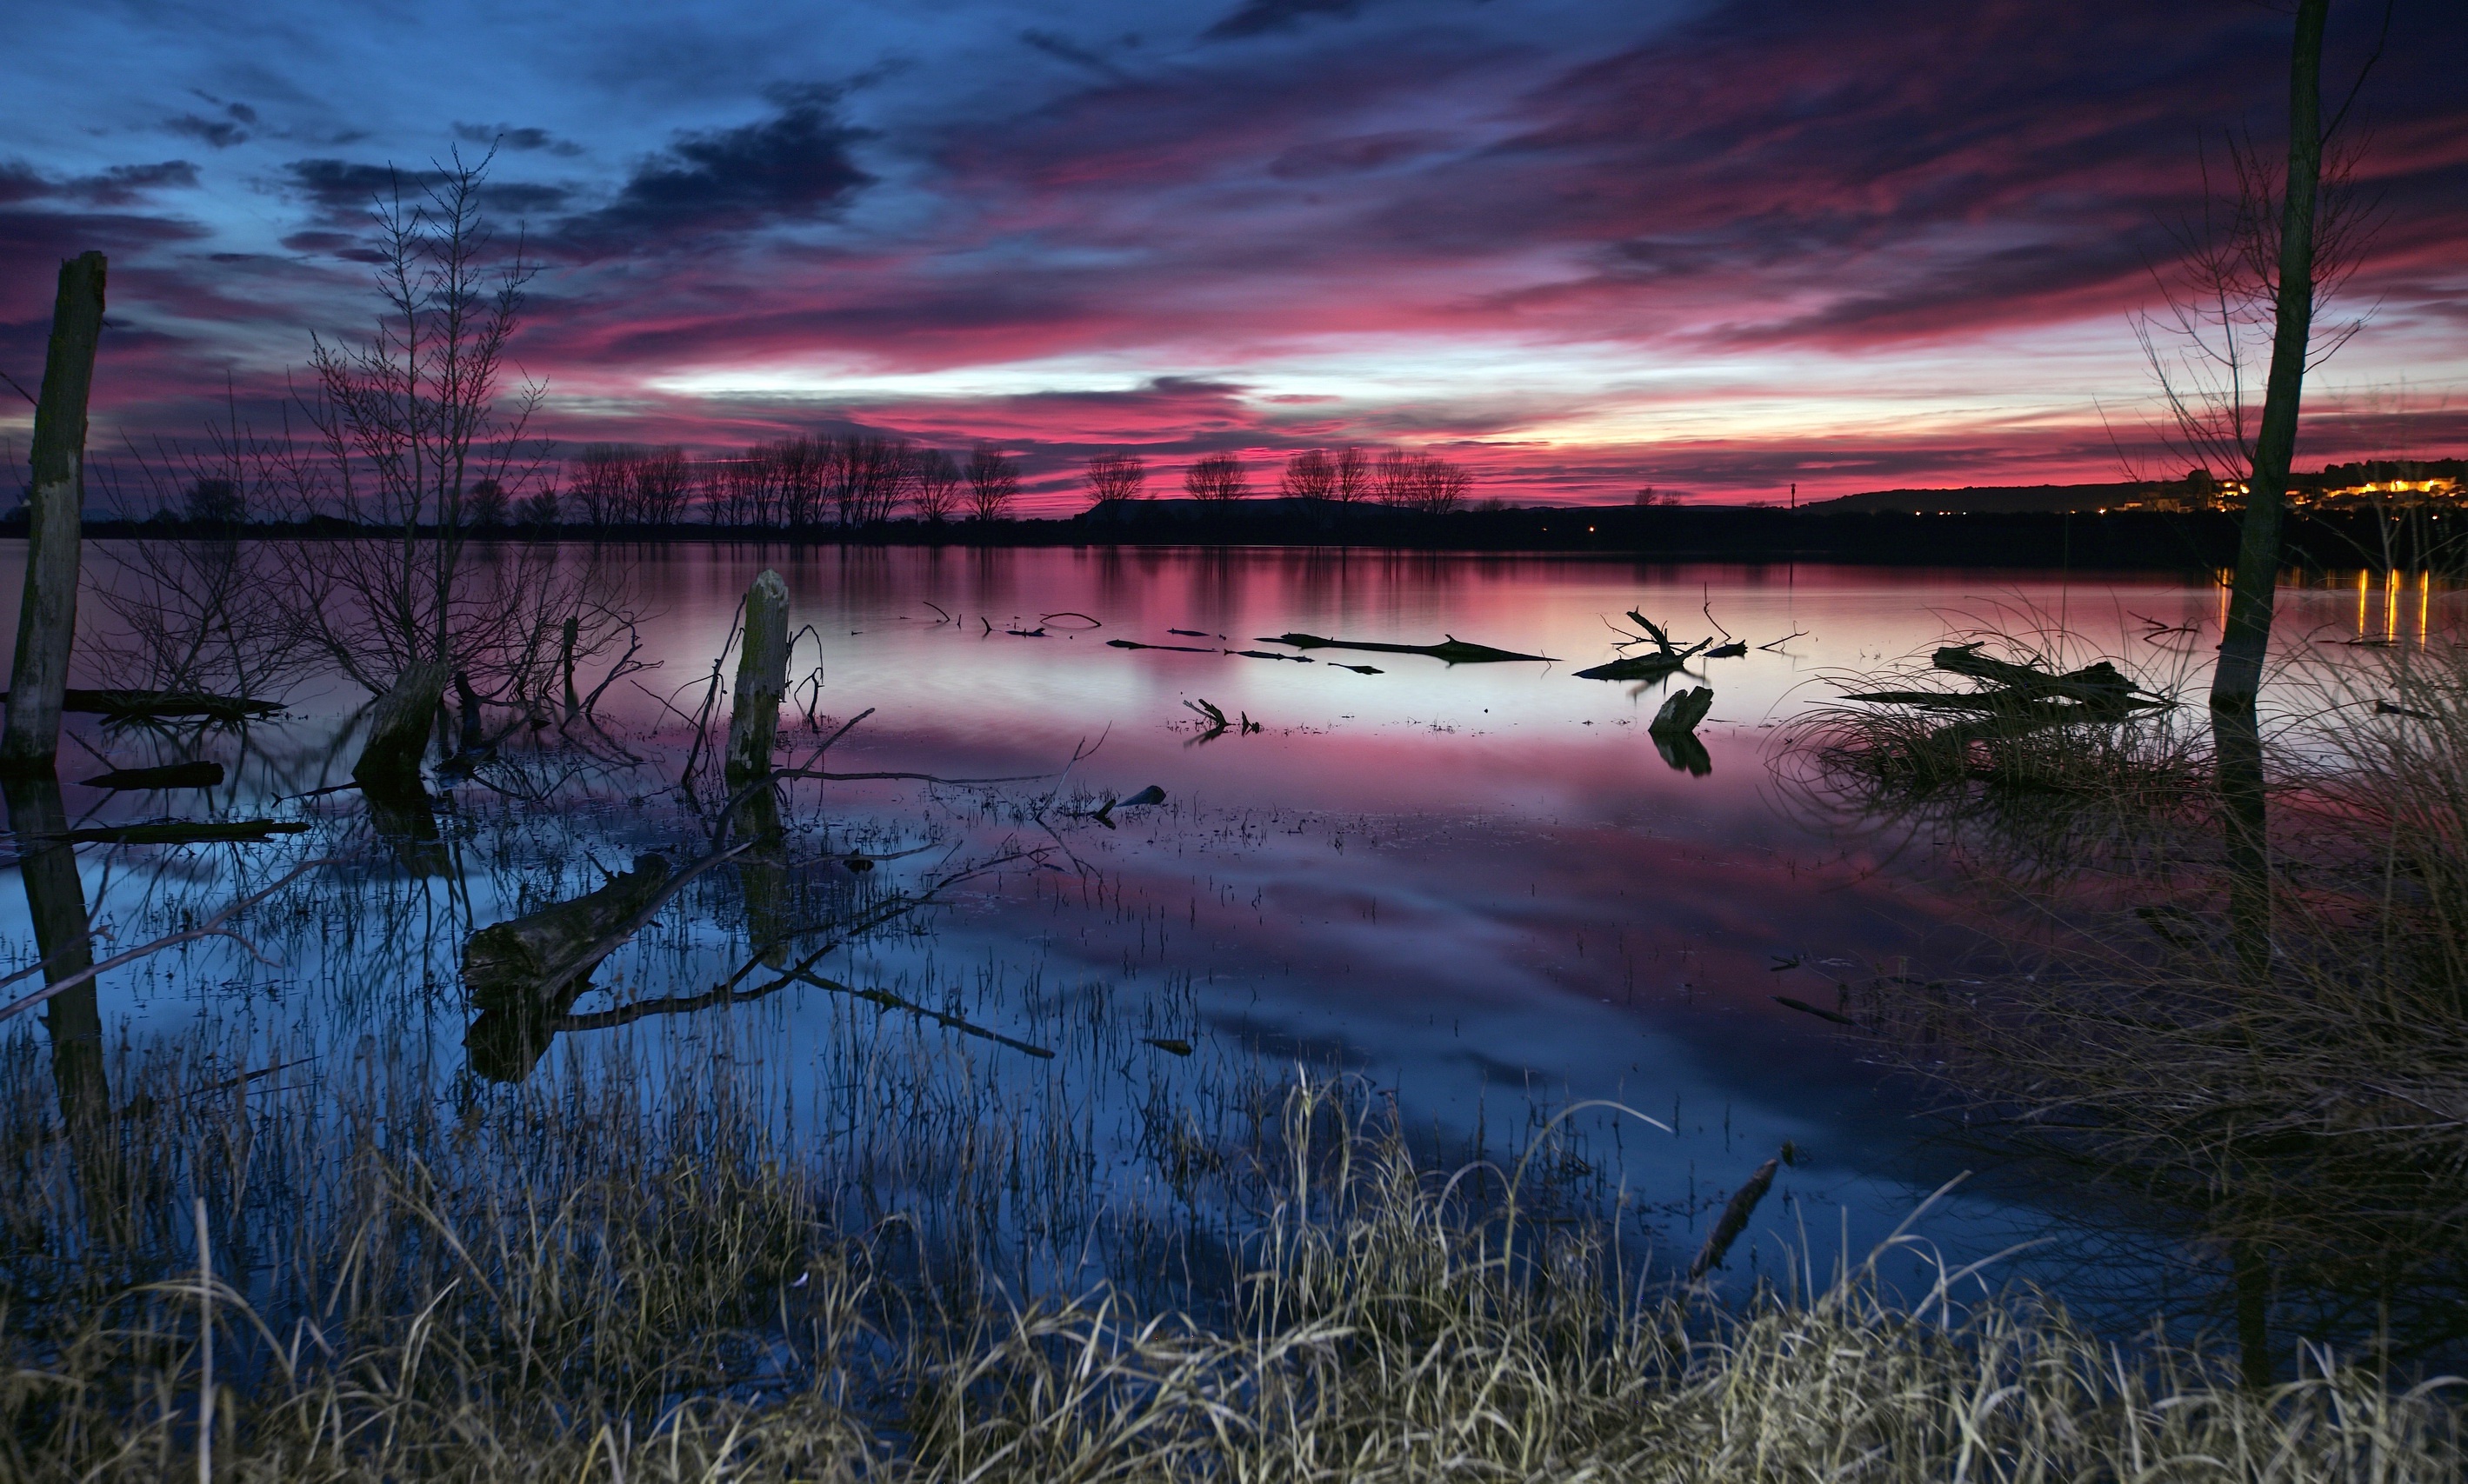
[1649,686,1714,736]
[724,570,790,788]
[351,662,450,795]
[1260,632,1555,663]
[1,253,106,772]
[1,689,281,722]
[77,761,224,791]
[44,819,308,846]
[463,854,675,1004]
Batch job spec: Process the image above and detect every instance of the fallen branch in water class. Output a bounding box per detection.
[1260,632,1555,664]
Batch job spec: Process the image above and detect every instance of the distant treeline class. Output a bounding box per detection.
[341,438,1485,532]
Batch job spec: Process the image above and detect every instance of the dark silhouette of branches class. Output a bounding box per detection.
[1085,450,1144,506]
[1184,450,1247,503]
[966,443,1019,522]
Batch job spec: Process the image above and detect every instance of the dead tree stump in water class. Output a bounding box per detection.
[724,570,790,788]
[2,253,107,773]
[351,662,450,796]
[1649,686,1714,736]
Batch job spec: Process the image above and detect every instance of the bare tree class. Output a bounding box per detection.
[966,443,1019,522]
[837,436,912,525]
[633,446,691,525]
[1085,451,1145,505]
[1332,445,1372,503]
[293,145,555,692]
[910,448,962,523]
[466,477,509,529]
[1405,453,1471,514]
[1280,449,1335,500]
[1373,447,1417,507]
[1184,450,1248,502]
[567,445,636,529]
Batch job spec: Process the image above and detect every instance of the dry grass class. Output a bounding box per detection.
[2,1027,2458,1482]
[1811,622,2468,1367]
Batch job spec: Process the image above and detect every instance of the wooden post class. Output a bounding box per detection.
[724,570,789,787]
[2,253,107,772]
[351,661,450,796]
[2,773,108,1133]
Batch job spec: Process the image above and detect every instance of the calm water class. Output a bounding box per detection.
[1,542,2449,1328]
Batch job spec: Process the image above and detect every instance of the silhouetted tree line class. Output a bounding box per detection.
[130,436,1477,533]
[1102,445,1472,515]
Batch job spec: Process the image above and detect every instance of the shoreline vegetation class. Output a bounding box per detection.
[4,1028,2461,1482]
[12,501,2457,571]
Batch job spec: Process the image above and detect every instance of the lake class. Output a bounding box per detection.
[0,541,2449,1336]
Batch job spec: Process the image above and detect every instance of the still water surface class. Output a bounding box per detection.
[1,543,2444,1331]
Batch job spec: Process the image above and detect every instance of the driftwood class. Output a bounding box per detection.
[1838,643,2171,770]
[1260,633,1555,663]
[352,662,450,796]
[1,253,106,771]
[1106,639,1216,654]
[1649,686,1713,736]
[1578,612,1712,681]
[1689,1155,1781,1281]
[78,761,224,790]
[2,689,281,722]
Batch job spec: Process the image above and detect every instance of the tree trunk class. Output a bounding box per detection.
[1,253,107,772]
[724,569,790,788]
[351,662,450,797]
[2211,0,2325,986]
[3,772,108,1135]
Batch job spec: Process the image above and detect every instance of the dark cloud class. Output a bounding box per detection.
[165,113,248,148]
[165,98,255,148]
[284,158,426,214]
[61,161,200,206]
[453,123,584,156]
[284,158,570,225]
[551,85,872,251]
[1205,0,1362,40]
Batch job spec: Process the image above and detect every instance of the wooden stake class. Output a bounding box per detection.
[2,253,107,771]
[724,570,790,787]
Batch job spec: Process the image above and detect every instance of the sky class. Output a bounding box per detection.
[2,0,2465,510]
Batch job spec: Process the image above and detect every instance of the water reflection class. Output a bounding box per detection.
[3,544,2462,1355]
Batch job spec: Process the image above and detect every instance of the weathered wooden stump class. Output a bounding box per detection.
[1649,686,1714,736]
[724,570,790,788]
[351,662,450,796]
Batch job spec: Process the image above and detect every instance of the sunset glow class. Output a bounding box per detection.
[3,0,2463,509]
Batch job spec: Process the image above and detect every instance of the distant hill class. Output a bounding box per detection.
[1806,482,2156,515]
